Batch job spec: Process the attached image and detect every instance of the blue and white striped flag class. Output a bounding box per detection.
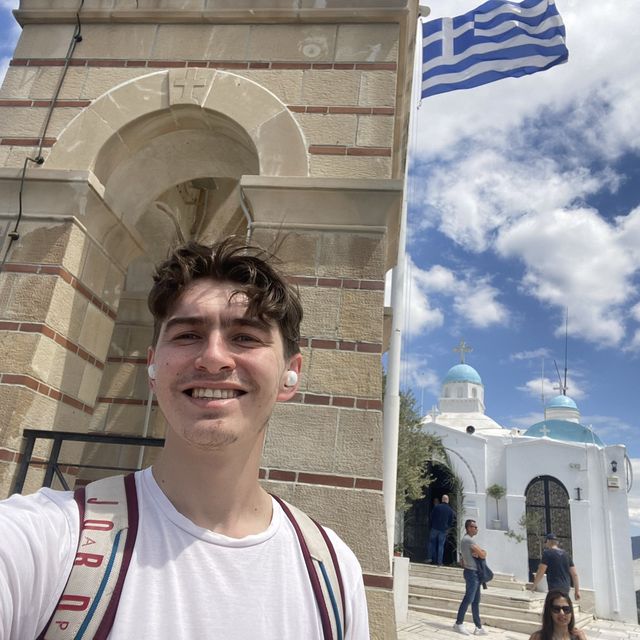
[422,0,568,98]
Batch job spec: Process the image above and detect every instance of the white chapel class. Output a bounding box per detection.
[418,346,636,622]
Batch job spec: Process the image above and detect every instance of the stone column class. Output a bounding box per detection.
[242,174,402,640]
[0,168,143,494]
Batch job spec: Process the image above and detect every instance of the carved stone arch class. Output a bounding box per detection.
[45,68,308,256]
[46,68,308,180]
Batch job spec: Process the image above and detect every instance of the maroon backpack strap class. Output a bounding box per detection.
[272,494,345,640]
[38,473,139,640]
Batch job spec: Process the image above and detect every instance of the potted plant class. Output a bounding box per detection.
[393,543,404,557]
[486,483,506,528]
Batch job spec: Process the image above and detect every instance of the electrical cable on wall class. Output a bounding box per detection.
[0,0,86,270]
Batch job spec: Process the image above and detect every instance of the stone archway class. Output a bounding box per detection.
[525,475,572,579]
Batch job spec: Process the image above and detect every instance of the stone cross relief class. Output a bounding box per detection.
[170,69,211,106]
[540,424,551,438]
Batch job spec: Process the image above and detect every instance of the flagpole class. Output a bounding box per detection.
[382,9,423,562]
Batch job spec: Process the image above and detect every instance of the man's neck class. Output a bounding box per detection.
[151,434,272,538]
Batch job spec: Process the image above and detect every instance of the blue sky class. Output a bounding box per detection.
[1,1,638,534]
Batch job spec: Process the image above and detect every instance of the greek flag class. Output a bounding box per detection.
[422,0,568,98]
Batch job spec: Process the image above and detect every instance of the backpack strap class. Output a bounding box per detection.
[38,474,138,640]
[272,495,346,640]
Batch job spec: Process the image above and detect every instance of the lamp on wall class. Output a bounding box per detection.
[575,487,582,501]
[610,460,618,473]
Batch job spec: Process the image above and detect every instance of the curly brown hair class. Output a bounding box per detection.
[148,238,302,358]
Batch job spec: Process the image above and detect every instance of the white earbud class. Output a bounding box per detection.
[284,370,298,387]
[147,364,157,379]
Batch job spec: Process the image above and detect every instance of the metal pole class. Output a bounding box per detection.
[382,14,422,562]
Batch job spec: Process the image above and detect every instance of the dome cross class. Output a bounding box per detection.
[453,339,473,364]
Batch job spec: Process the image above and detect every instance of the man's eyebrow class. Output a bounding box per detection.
[163,315,272,333]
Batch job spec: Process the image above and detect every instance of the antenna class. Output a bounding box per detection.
[553,359,566,396]
[563,308,569,397]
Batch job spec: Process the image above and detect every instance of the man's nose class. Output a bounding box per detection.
[195,332,235,372]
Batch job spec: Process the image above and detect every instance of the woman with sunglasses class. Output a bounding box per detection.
[529,590,587,640]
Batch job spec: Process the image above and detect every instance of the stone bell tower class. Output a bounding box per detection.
[0,2,418,637]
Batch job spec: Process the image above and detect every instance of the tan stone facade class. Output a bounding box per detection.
[0,2,418,637]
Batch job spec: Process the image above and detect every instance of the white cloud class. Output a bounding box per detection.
[510,348,552,361]
[401,355,441,399]
[405,258,509,336]
[496,206,640,346]
[518,375,586,401]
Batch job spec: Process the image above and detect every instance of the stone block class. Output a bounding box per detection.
[306,349,381,398]
[79,242,111,299]
[248,25,337,62]
[114,295,151,325]
[34,337,85,397]
[318,234,386,280]
[103,403,149,436]
[14,24,77,59]
[81,68,148,100]
[8,220,73,265]
[264,404,338,471]
[152,25,249,61]
[366,589,398,640]
[5,146,47,168]
[78,303,114,362]
[0,331,39,376]
[125,325,153,357]
[77,362,102,406]
[73,25,157,60]
[287,483,390,574]
[299,286,340,338]
[238,70,303,105]
[253,230,318,277]
[0,107,46,137]
[0,146,10,167]
[358,72,397,107]
[356,115,394,147]
[302,70,360,106]
[335,24,399,63]
[62,223,88,277]
[1,273,56,323]
[88,401,109,432]
[46,279,88,344]
[102,262,126,310]
[334,409,383,476]
[338,289,384,342]
[0,67,85,101]
[310,155,391,179]
[98,362,139,399]
[294,113,356,146]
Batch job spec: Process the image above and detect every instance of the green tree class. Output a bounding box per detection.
[395,388,446,512]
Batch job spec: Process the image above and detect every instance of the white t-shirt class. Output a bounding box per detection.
[0,469,369,639]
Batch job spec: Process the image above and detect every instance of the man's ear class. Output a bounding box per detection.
[147,347,156,391]
[277,353,302,402]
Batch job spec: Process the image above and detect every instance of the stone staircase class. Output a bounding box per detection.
[408,563,592,635]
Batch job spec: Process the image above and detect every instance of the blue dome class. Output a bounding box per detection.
[443,364,482,385]
[546,395,578,410]
[525,419,604,446]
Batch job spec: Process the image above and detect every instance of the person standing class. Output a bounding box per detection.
[429,494,455,565]
[529,533,581,600]
[453,519,488,636]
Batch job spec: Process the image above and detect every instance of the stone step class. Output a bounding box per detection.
[408,603,592,636]
[410,580,537,611]
[410,563,524,591]
[409,592,543,622]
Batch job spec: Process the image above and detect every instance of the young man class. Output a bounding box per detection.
[0,239,369,639]
[453,519,488,636]
[529,533,581,600]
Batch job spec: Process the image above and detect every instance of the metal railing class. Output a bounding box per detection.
[12,428,165,494]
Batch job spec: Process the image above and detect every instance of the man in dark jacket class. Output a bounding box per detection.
[429,494,455,565]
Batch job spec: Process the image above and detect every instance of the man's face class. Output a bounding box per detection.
[148,279,301,452]
[467,522,478,536]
